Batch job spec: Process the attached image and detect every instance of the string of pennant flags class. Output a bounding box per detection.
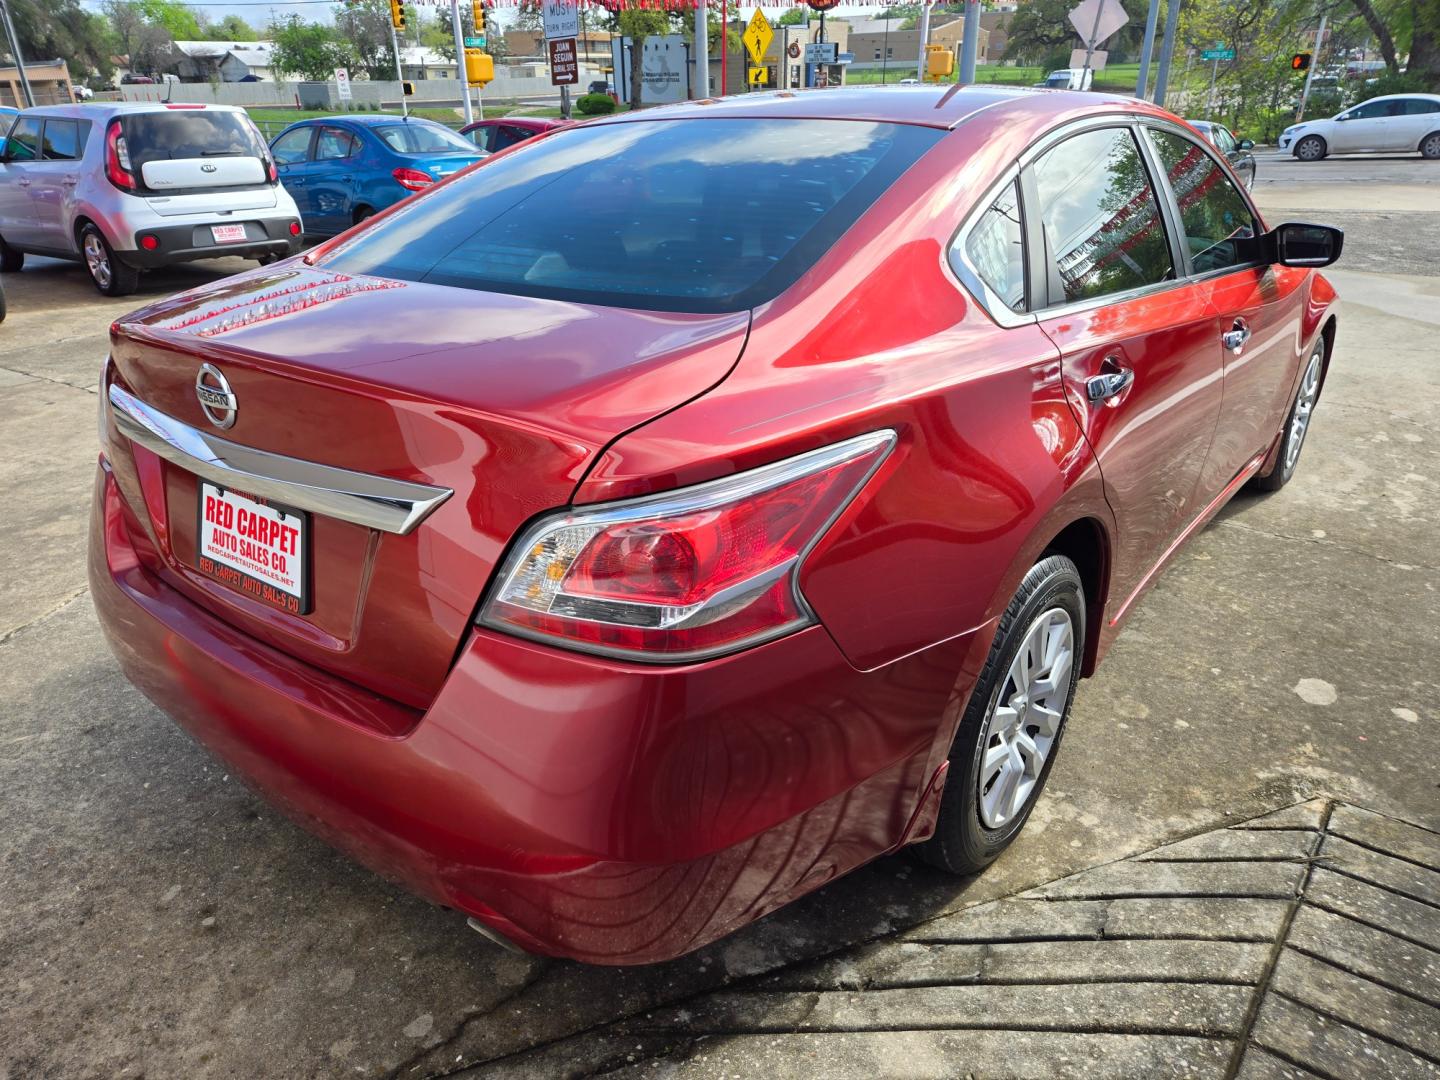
[448,0,856,9]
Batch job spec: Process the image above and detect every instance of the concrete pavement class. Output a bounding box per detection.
[1,156,1437,1079]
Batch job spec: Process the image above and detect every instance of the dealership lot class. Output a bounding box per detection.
[2,156,1438,1079]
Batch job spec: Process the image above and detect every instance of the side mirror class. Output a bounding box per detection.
[1267,222,1344,268]
[1237,138,1254,150]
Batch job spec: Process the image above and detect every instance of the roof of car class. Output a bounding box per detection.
[589,84,1167,132]
[15,102,251,119]
[287,113,449,127]
[461,116,565,132]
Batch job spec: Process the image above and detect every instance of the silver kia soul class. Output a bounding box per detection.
[0,102,302,296]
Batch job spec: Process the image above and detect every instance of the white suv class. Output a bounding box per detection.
[1279,93,1440,161]
[0,103,302,295]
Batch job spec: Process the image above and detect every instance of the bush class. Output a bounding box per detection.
[576,93,616,115]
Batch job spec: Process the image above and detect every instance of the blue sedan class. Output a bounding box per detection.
[269,115,486,237]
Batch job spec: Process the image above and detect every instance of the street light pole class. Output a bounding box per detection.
[1151,0,1181,105]
[1135,0,1160,98]
[0,0,34,108]
[959,0,979,83]
[695,0,709,97]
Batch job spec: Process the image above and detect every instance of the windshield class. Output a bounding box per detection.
[121,110,267,172]
[1045,73,1072,87]
[373,121,478,155]
[317,118,941,314]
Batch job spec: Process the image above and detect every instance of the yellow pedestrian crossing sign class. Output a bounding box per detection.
[744,10,773,66]
[748,66,769,86]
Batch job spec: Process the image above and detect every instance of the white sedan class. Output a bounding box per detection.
[1278,93,1440,160]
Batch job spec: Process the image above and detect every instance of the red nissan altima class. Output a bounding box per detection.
[91,87,1341,964]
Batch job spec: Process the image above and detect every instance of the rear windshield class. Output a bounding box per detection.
[318,118,941,313]
[121,110,268,174]
[373,121,477,155]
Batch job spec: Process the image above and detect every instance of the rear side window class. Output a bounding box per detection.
[1032,126,1174,305]
[373,122,476,155]
[320,118,942,314]
[1404,98,1440,114]
[465,126,494,151]
[5,117,41,161]
[961,180,1026,312]
[316,127,359,161]
[121,110,268,176]
[1146,129,1258,275]
[41,119,82,160]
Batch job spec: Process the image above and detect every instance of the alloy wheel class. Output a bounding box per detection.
[84,232,112,290]
[1285,348,1323,473]
[1422,133,1440,159]
[978,607,1074,829]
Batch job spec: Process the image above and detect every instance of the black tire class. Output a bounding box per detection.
[80,223,139,297]
[914,555,1086,875]
[353,206,375,225]
[0,281,6,323]
[1294,135,1327,162]
[1252,340,1324,492]
[1421,131,1440,160]
[0,236,23,272]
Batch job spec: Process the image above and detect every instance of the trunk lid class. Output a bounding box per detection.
[142,186,279,216]
[139,155,266,191]
[104,265,749,706]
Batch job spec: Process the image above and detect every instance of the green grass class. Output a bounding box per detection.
[246,104,563,138]
[844,62,1146,92]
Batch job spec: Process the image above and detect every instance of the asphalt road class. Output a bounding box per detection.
[1,153,1437,1080]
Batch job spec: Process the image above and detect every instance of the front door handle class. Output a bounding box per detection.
[16,177,30,187]
[1086,358,1134,404]
[62,175,78,186]
[1222,317,1251,353]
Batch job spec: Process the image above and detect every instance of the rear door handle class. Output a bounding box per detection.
[16,177,30,186]
[1222,317,1251,352]
[62,175,78,186]
[1086,357,1134,404]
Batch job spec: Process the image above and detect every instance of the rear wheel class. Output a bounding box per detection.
[914,556,1085,875]
[81,224,139,297]
[1421,131,1440,160]
[1252,341,1323,492]
[353,205,375,225]
[0,235,23,272]
[1295,135,1327,162]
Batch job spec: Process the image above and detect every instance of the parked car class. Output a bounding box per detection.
[1041,68,1093,90]
[0,103,301,296]
[460,116,568,153]
[92,87,1340,965]
[1186,118,1257,188]
[269,115,485,238]
[1279,93,1440,160]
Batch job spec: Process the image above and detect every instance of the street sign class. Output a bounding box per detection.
[548,37,579,84]
[333,67,352,100]
[542,0,579,42]
[743,10,773,66]
[464,35,486,48]
[804,42,838,64]
[748,66,769,86]
[1069,47,1107,71]
[1067,0,1128,47]
[1201,47,1235,60]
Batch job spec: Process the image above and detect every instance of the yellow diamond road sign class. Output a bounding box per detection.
[744,10,773,66]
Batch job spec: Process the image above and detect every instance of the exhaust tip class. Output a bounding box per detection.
[466,915,529,955]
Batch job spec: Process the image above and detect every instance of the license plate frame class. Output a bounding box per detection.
[196,482,310,615]
[210,223,248,244]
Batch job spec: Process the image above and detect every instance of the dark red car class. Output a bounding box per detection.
[91,87,1340,964]
[459,115,569,153]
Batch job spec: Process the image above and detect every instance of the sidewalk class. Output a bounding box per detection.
[467,800,1440,1079]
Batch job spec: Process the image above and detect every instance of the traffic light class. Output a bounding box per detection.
[389,0,406,31]
[472,0,486,33]
[925,44,954,80]
[1291,52,1311,71]
[465,49,494,86]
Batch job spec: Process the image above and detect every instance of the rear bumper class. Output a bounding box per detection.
[119,218,301,268]
[90,461,983,964]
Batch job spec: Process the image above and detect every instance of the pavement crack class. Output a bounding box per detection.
[1213,518,1440,573]
[0,364,98,395]
[0,587,90,648]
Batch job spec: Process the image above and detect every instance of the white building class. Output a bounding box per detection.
[169,41,277,82]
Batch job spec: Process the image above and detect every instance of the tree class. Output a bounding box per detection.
[777,8,809,25]
[610,8,678,107]
[332,0,401,80]
[8,0,116,82]
[101,0,173,78]
[1002,0,1150,65]
[1345,0,1440,88]
[268,15,347,80]
[133,0,203,41]
[202,15,259,42]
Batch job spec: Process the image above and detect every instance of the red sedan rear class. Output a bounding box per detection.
[90,87,1340,964]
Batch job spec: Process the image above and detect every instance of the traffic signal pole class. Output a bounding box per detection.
[1135,0,1160,98]
[916,1,932,81]
[451,0,473,124]
[959,0,979,83]
[1296,14,1327,121]
[1151,0,1181,105]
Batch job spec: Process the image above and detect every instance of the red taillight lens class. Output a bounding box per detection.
[139,234,159,250]
[481,431,895,661]
[392,167,434,192]
[105,120,135,191]
[289,221,301,236]
[267,158,278,183]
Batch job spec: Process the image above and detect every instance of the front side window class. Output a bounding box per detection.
[271,126,312,164]
[1031,126,1174,305]
[1147,129,1258,275]
[1212,125,1237,154]
[5,117,41,161]
[319,118,941,313]
[961,180,1026,312]
[41,119,81,160]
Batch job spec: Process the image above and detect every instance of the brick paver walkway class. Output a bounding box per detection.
[468,800,1440,1079]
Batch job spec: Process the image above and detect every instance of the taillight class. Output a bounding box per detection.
[267,157,278,183]
[105,120,135,191]
[392,167,433,192]
[481,431,895,661]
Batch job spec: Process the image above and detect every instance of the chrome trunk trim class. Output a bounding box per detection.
[107,382,452,536]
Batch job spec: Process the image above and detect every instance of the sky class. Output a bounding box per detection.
[80,0,896,34]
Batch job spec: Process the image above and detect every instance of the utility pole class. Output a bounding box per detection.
[1151,0,1181,105]
[1296,13,1327,121]
[450,0,472,124]
[0,0,34,108]
[695,0,709,97]
[1135,0,1160,98]
[916,0,932,81]
[882,10,890,83]
[959,0,979,83]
